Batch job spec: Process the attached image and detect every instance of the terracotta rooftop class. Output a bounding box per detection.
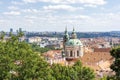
[66,51,114,71]
[81,52,112,63]
[93,48,111,52]
[43,50,62,58]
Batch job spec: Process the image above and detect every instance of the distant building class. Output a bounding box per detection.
[26,37,42,43]
[19,28,22,32]
[40,41,48,48]
[10,28,13,33]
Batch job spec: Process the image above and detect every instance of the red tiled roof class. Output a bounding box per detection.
[94,48,111,52]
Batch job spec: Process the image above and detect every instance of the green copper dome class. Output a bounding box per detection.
[65,39,83,46]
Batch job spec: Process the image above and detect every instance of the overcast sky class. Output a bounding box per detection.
[0,0,120,32]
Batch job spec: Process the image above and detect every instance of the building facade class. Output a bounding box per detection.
[63,28,83,59]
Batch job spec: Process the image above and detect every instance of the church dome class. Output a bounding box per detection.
[65,39,83,46]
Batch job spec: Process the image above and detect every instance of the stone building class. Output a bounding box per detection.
[63,28,83,59]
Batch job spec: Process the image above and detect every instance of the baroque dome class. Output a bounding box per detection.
[65,39,83,46]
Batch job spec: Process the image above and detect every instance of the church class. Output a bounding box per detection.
[63,28,83,60]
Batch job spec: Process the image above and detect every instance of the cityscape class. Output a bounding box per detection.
[0,0,120,80]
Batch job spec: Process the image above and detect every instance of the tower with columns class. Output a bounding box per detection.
[63,28,83,60]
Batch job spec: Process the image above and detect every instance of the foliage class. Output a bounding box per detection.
[73,60,95,80]
[0,34,53,80]
[30,43,53,53]
[106,76,117,80]
[100,76,107,80]
[51,64,78,80]
[110,46,120,79]
[51,60,95,80]
[0,31,5,40]
[100,75,118,80]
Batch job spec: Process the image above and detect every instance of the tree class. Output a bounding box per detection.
[51,64,77,80]
[110,46,120,79]
[30,43,52,53]
[0,31,5,40]
[51,61,95,80]
[0,34,54,80]
[73,60,95,80]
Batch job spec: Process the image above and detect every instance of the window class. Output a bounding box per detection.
[77,50,79,56]
[66,51,69,56]
[70,51,72,57]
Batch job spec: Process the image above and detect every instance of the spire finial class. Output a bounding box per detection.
[63,26,69,41]
[65,26,67,32]
[72,27,75,33]
[71,27,77,39]
[73,27,75,32]
[65,26,68,34]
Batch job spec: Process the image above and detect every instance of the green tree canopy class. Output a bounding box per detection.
[73,60,95,80]
[51,60,95,80]
[30,43,52,53]
[110,46,120,79]
[0,34,53,80]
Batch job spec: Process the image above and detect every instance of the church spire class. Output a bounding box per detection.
[65,27,67,34]
[63,27,69,42]
[71,27,77,39]
[72,27,75,34]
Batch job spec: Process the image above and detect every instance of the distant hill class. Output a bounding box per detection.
[25,31,120,38]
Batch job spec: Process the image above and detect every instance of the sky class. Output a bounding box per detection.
[0,0,120,32]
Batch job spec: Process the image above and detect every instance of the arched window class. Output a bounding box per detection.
[70,51,72,57]
[77,50,79,56]
[66,51,69,56]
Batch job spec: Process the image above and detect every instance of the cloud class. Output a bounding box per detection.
[1,11,120,32]
[78,0,106,5]
[22,0,38,3]
[43,5,83,11]
[22,9,39,13]
[11,1,24,5]
[8,6,19,10]
[84,4,97,8]
[24,15,37,19]
[0,19,5,23]
[74,15,91,19]
[22,0,106,5]
[26,19,34,24]
[2,0,119,32]
[3,11,21,16]
[0,1,2,4]
[22,0,61,3]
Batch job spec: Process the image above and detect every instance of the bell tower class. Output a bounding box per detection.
[71,27,77,39]
[63,27,69,50]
